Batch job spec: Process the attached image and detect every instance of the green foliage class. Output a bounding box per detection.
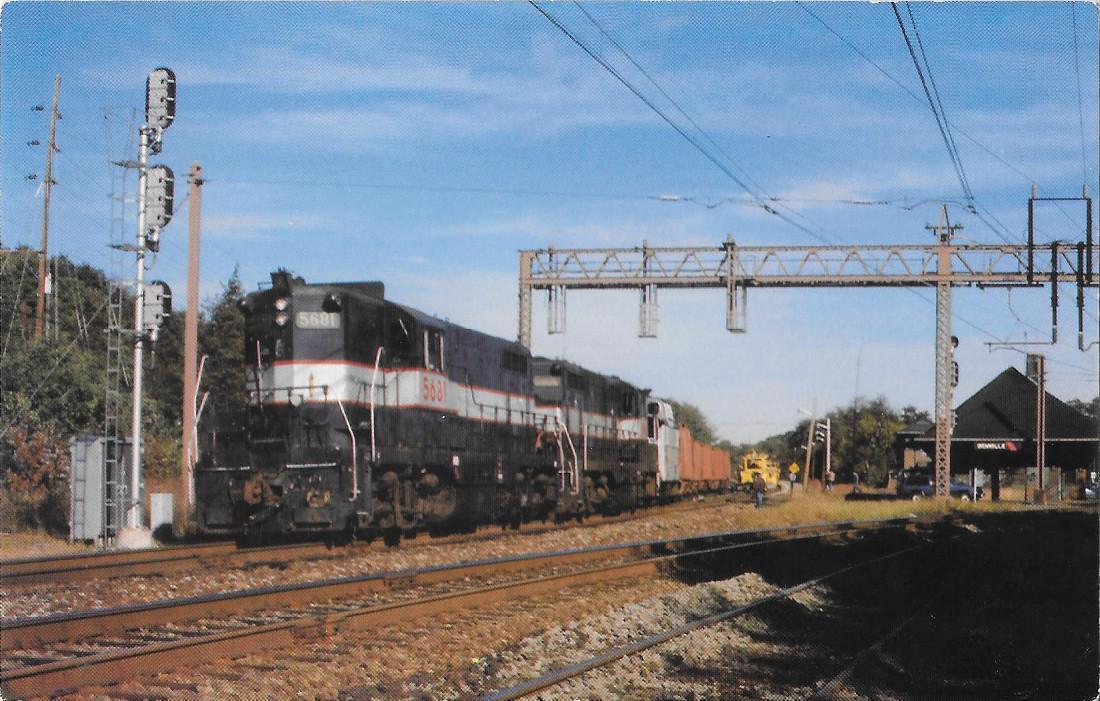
[745,397,915,487]
[146,310,185,432]
[1067,397,1100,422]
[0,249,248,532]
[826,397,905,487]
[199,269,247,416]
[0,425,71,532]
[663,399,716,445]
[144,432,182,480]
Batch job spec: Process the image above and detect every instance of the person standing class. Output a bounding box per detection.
[825,469,835,492]
[753,472,767,509]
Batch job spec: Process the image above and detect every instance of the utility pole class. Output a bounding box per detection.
[802,399,817,487]
[182,163,203,511]
[33,74,60,341]
[1028,353,1047,496]
[928,205,963,498]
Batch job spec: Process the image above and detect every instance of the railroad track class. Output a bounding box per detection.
[478,515,1054,701]
[0,493,742,587]
[0,515,909,699]
[480,539,938,701]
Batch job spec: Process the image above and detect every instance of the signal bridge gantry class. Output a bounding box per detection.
[517,208,1097,498]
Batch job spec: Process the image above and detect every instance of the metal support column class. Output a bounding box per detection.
[127,126,150,530]
[639,284,658,337]
[724,237,746,332]
[930,206,959,498]
[1032,353,1047,493]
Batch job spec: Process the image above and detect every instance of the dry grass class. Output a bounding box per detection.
[747,490,1029,529]
[0,531,95,560]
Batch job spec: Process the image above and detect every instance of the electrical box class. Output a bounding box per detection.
[70,436,137,543]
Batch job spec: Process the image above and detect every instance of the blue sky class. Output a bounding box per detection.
[2,2,1097,443]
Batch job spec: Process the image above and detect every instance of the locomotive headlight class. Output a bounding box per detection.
[274,297,289,311]
[274,311,289,326]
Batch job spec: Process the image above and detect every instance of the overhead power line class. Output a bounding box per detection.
[217,175,952,212]
[904,3,974,201]
[529,0,833,244]
[797,1,1082,238]
[568,2,846,246]
[891,3,973,209]
[1070,2,1089,186]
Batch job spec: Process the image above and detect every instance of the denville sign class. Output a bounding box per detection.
[975,441,1022,451]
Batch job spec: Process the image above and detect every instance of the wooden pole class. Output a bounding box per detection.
[182,163,203,511]
[802,398,817,487]
[33,74,61,340]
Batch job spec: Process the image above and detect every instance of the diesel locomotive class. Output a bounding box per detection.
[194,271,730,542]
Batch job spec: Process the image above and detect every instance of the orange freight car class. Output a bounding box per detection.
[678,425,733,492]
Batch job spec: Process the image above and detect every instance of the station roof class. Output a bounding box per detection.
[938,367,1096,441]
[898,367,1098,469]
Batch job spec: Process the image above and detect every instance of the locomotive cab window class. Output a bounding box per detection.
[345,299,382,363]
[621,391,637,417]
[501,351,527,374]
[424,329,444,371]
[387,314,415,366]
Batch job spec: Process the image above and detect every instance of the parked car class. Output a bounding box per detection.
[897,469,982,501]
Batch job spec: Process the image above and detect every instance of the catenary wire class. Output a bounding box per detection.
[1070,2,1090,186]
[891,3,973,210]
[905,3,973,203]
[797,1,1082,235]
[529,0,833,244]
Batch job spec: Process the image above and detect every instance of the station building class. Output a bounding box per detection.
[895,366,1098,500]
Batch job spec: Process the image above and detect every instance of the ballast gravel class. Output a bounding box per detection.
[1,497,753,619]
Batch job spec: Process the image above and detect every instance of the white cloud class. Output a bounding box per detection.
[203,213,334,240]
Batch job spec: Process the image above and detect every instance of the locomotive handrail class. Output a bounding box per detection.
[336,398,359,501]
[368,346,384,464]
[556,408,581,495]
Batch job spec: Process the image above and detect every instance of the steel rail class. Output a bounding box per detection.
[1,494,739,586]
[1,516,907,650]
[479,543,929,701]
[0,519,911,698]
[805,587,946,701]
[0,539,380,586]
[1,541,235,579]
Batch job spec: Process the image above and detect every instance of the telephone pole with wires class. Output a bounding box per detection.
[33,74,61,341]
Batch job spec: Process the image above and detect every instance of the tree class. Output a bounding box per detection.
[1067,397,1099,422]
[825,396,904,487]
[663,399,716,445]
[198,270,247,417]
[900,405,931,427]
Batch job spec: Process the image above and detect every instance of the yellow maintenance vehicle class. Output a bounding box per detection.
[737,451,781,491]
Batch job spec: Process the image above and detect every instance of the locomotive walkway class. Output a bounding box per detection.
[1,516,910,699]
